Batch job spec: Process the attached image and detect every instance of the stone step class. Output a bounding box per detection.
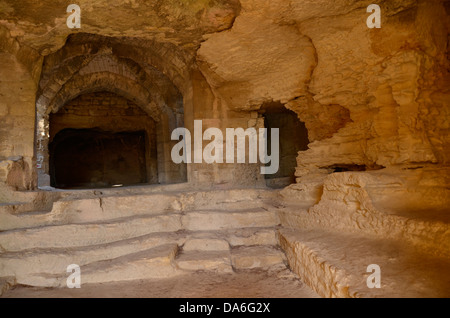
[278,228,450,298]
[175,250,233,273]
[0,214,182,252]
[175,245,287,273]
[183,210,279,231]
[27,244,181,288]
[0,232,183,286]
[231,246,286,270]
[54,187,276,208]
[0,209,280,252]
[0,276,15,296]
[224,227,279,247]
[0,202,31,214]
[0,227,282,287]
[182,237,230,251]
[180,189,279,211]
[0,194,183,231]
[0,189,278,231]
[279,170,450,259]
[0,201,54,232]
[183,227,279,248]
[0,190,57,213]
[279,205,450,259]
[76,244,180,286]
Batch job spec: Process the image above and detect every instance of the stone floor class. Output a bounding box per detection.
[1,267,319,298]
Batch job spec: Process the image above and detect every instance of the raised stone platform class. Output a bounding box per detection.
[279,228,450,298]
[0,188,285,290]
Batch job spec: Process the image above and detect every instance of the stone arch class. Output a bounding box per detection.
[35,34,188,189]
[39,33,192,97]
[47,73,162,119]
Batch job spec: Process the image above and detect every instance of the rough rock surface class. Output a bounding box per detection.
[0,0,449,298]
[2,268,319,298]
[1,0,448,186]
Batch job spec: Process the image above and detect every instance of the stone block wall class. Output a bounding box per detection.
[0,29,40,190]
[48,92,157,188]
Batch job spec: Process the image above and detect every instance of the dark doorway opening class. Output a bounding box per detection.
[50,129,148,189]
[262,102,309,188]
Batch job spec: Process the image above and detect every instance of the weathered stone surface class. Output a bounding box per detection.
[183,238,230,251]
[177,189,280,211]
[182,210,279,231]
[176,250,233,273]
[0,0,448,298]
[279,168,450,258]
[72,244,181,287]
[279,228,450,298]
[0,190,279,231]
[0,276,15,296]
[285,96,352,142]
[0,233,182,285]
[231,246,286,270]
[0,0,240,54]
[0,189,286,287]
[0,0,448,187]
[1,270,319,298]
[0,214,182,251]
[5,243,181,288]
[225,228,278,247]
[198,14,316,109]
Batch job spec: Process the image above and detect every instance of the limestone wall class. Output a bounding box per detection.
[0,0,448,191]
[0,27,41,191]
[198,0,450,180]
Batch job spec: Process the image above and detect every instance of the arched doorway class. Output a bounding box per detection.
[48,92,157,189]
[35,34,188,189]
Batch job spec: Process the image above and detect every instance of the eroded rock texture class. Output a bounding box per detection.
[0,0,448,186]
[0,0,449,298]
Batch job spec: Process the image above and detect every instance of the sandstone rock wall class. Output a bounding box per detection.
[0,26,41,190]
[0,0,448,190]
[198,0,450,180]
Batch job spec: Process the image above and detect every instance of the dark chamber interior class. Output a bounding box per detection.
[50,128,148,189]
[263,106,309,186]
